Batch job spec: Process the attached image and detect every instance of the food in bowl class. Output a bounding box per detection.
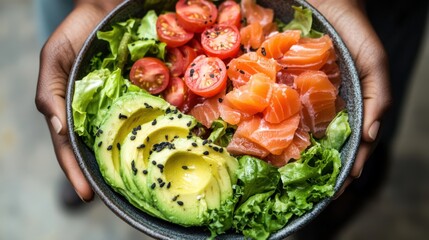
[69,0,358,239]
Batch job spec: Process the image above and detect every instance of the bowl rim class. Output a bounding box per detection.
[66,0,362,239]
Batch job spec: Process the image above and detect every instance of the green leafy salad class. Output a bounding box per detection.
[71,0,352,239]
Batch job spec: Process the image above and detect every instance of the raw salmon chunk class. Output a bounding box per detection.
[263,83,301,124]
[227,52,280,87]
[257,30,301,59]
[294,70,337,138]
[235,114,300,155]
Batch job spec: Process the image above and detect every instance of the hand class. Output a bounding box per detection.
[35,1,123,202]
[307,0,392,197]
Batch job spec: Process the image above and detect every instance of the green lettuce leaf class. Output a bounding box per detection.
[321,111,352,150]
[137,10,159,40]
[279,142,341,213]
[72,68,143,147]
[236,155,280,204]
[281,6,323,38]
[207,120,236,147]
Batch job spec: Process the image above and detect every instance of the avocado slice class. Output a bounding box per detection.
[120,112,196,206]
[93,92,169,213]
[146,137,238,227]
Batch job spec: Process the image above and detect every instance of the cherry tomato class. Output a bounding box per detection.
[201,24,241,59]
[166,47,185,77]
[186,38,205,56]
[184,55,227,98]
[156,13,194,47]
[163,76,186,108]
[176,0,218,33]
[129,57,170,94]
[181,87,205,113]
[179,45,198,70]
[217,0,241,28]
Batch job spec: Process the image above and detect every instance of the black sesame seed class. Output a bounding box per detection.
[209,73,215,78]
[166,182,171,189]
[142,169,148,175]
[146,136,150,142]
[166,107,172,114]
[239,69,245,74]
[157,178,163,184]
[177,201,184,206]
[182,166,189,170]
[219,148,224,153]
[131,160,137,175]
[192,142,198,147]
[203,151,209,155]
[172,195,179,201]
[187,121,192,127]
[152,160,157,165]
[151,183,156,189]
[136,125,141,131]
[213,146,220,152]
[218,98,223,103]
[137,144,146,149]
[202,139,208,145]
[169,117,174,120]
[178,114,183,118]
[157,164,164,169]
[116,143,121,150]
[261,47,267,56]
[130,135,136,141]
[98,141,103,147]
[159,182,165,188]
[118,113,128,119]
[152,119,157,125]
[107,145,113,151]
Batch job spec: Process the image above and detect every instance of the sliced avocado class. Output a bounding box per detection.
[120,112,196,206]
[146,137,238,227]
[93,92,169,211]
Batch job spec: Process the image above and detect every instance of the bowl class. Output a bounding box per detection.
[66,0,362,239]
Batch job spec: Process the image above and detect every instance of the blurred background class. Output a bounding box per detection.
[1,0,428,239]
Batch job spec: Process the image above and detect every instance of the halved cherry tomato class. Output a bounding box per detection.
[201,24,241,59]
[186,38,205,56]
[179,45,198,71]
[129,57,170,94]
[217,0,241,28]
[163,76,186,108]
[184,55,227,97]
[166,47,185,77]
[181,87,205,113]
[176,0,218,33]
[156,13,194,47]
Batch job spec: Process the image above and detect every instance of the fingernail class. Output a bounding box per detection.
[50,116,63,134]
[73,188,88,203]
[368,121,380,141]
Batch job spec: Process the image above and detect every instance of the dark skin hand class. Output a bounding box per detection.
[35,0,391,202]
[307,0,392,197]
[35,0,124,201]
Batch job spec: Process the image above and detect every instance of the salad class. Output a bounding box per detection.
[71,0,352,239]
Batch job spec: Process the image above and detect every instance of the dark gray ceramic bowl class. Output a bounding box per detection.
[66,0,362,239]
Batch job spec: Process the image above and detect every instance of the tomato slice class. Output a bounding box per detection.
[217,0,241,27]
[166,47,185,77]
[176,0,218,33]
[201,24,241,60]
[163,76,186,108]
[179,45,198,71]
[129,57,170,94]
[156,13,194,47]
[181,87,205,113]
[186,38,205,56]
[184,55,227,97]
